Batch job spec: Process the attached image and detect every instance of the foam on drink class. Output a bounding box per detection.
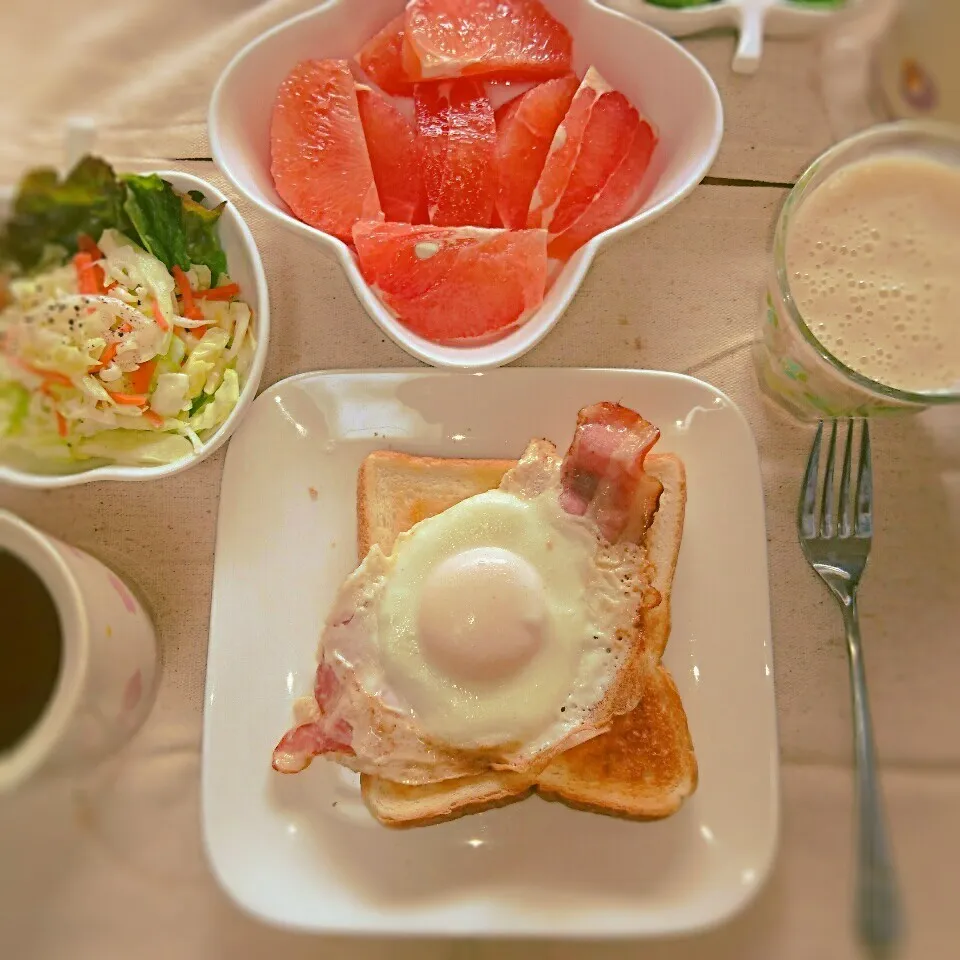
[785,154,960,393]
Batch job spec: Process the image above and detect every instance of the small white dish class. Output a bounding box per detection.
[604,0,850,75]
[202,367,779,937]
[209,0,723,369]
[0,170,270,489]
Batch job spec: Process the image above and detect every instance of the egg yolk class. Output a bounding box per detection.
[417,547,547,684]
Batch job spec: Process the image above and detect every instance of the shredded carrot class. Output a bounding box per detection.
[14,358,72,386]
[55,410,68,438]
[98,342,119,369]
[190,326,209,340]
[150,297,170,332]
[172,265,204,321]
[194,282,240,301]
[104,281,118,293]
[77,234,104,260]
[73,252,104,296]
[127,359,157,395]
[107,392,148,406]
[142,409,165,428]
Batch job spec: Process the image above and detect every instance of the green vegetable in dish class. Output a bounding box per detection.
[0,156,131,273]
[0,155,256,469]
[0,156,228,285]
[123,174,228,284]
[180,192,228,284]
[0,382,30,437]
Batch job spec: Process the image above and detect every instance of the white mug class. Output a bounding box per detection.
[0,510,158,792]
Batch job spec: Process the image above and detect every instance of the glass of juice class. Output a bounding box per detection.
[755,120,960,420]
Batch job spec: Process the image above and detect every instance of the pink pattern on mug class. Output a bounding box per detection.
[122,670,143,713]
[108,573,137,614]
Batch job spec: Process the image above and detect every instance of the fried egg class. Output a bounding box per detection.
[289,439,655,785]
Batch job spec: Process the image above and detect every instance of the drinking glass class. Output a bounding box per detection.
[754,120,960,421]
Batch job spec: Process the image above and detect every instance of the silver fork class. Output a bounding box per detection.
[798,419,901,955]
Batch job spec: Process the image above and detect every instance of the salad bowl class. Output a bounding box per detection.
[0,169,270,489]
[209,0,723,369]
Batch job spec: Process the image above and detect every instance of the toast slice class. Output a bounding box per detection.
[357,449,696,826]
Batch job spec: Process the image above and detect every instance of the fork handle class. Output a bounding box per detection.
[843,598,902,954]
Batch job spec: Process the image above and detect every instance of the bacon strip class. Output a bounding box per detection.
[559,402,662,543]
[271,660,354,773]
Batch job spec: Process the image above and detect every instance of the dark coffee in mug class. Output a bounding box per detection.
[0,549,63,753]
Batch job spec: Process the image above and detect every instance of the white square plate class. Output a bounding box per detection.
[202,368,779,937]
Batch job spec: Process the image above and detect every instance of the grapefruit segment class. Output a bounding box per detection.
[546,91,640,236]
[356,85,428,224]
[548,119,657,259]
[526,66,658,256]
[526,66,611,231]
[403,0,573,82]
[352,221,548,342]
[415,80,497,227]
[270,59,382,243]
[494,75,579,230]
[355,15,414,97]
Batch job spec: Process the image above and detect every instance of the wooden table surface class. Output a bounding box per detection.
[1,2,958,958]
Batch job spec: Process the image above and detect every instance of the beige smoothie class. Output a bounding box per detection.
[785,154,960,394]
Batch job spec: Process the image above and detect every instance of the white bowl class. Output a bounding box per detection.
[209,0,722,369]
[604,0,852,75]
[0,170,270,489]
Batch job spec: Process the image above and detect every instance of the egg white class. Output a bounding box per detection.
[327,459,646,759]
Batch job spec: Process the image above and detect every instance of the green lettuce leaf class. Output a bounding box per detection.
[121,175,227,282]
[181,193,228,283]
[0,156,131,272]
[1,155,229,287]
[122,174,190,272]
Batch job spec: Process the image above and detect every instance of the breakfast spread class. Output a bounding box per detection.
[0,158,256,467]
[273,401,696,825]
[785,153,960,394]
[269,0,659,345]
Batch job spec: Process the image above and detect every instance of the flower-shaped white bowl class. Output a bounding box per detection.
[209,0,722,369]
[0,170,270,489]
[604,0,851,75]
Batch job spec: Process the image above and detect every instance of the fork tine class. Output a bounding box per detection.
[820,420,838,537]
[799,421,823,539]
[838,418,855,537]
[856,420,873,537]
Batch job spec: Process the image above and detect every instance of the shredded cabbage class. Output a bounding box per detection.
[0,225,255,468]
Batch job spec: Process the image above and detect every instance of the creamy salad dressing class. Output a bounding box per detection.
[785,154,960,393]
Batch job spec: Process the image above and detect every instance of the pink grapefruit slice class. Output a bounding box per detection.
[545,90,641,235]
[547,119,656,259]
[526,66,611,231]
[403,0,573,82]
[356,85,428,224]
[494,75,579,230]
[415,79,497,227]
[355,15,415,97]
[271,59,382,243]
[527,66,657,257]
[352,220,548,342]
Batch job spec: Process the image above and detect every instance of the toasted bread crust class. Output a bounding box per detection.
[356,449,695,826]
[360,771,535,827]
